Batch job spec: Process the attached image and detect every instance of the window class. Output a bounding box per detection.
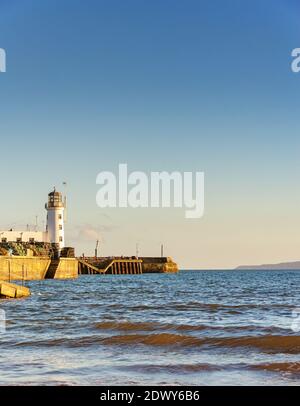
[59,237,63,242]
[58,214,62,220]
[29,238,35,244]
[16,238,22,243]
[1,238,7,243]
[59,225,63,230]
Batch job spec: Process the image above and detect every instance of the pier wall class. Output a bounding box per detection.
[141,257,179,273]
[0,257,78,280]
[53,258,78,279]
[78,256,179,274]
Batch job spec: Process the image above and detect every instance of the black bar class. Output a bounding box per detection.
[0,386,295,403]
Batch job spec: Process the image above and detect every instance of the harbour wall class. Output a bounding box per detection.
[141,257,179,273]
[0,257,78,281]
[51,258,78,279]
[0,255,177,280]
[78,256,179,274]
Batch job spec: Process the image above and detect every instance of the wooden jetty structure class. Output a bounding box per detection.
[78,257,143,275]
[0,280,30,299]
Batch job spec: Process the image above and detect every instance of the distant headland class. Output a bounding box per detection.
[236,261,300,271]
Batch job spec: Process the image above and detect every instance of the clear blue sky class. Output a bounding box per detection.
[0,0,300,268]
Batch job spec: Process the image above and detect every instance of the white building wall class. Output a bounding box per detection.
[0,231,49,243]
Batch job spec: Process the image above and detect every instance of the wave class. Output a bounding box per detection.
[251,362,300,374]
[100,333,202,346]
[94,321,208,332]
[13,332,300,354]
[94,320,290,335]
[99,333,300,353]
[124,302,295,312]
[119,361,300,375]
[11,333,208,348]
[119,363,224,374]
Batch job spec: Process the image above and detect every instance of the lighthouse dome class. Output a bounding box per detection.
[47,188,64,208]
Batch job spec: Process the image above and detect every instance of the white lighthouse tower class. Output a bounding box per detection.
[45,188,65,250]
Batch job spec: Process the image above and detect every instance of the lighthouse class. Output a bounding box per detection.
[45,188,65,250]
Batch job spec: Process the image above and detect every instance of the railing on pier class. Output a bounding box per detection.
[78,258,143,275]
